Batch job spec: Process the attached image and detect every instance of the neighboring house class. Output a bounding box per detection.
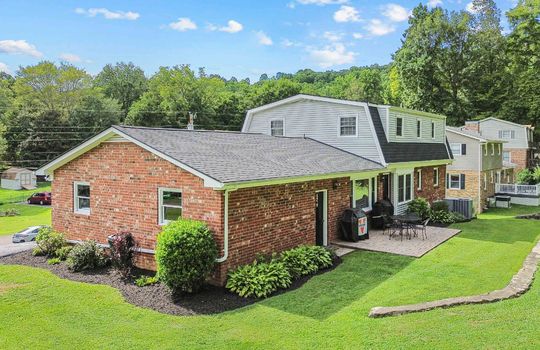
[463,118,535,171]
[446,127,513,213]
[37,125,383,285]
[0,167,37,190]
[242,94,453,214]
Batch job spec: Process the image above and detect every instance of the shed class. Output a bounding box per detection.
[1,167,37,190]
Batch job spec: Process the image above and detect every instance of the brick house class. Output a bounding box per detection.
[37,125,383,285]
[446,127,514,213]
[242,95,453,214]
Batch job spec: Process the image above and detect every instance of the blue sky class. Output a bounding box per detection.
[0,0,515,81]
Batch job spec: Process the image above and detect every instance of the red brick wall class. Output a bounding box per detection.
[52,142,224,271]
[414,165,446,203]
[506,148,529,172]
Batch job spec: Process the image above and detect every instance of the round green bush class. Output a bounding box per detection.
[66,241,109,272]
[36,227,66,257]
[407,197,430,219]
[155,219,218,294]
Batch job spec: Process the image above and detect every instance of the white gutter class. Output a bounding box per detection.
[216,188,234,263]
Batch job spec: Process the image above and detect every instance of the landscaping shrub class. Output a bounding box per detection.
[35,227,66,257]
[280,245,333,278]
[32,247,45,256]
[155,219,218,294]
[66,241,109,272]
[431,201,449,213]
[0,208,20,217]
[55,246,73,261]
[108,232,136,278]
[516,167,540,185]
[47,258,61,265]
[449,212,467,223]
[226,260,292,298]
[407,197,430,219]
[135,275,159,287]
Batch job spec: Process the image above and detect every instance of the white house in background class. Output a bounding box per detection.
[242,94,453,214]
[1,167,37,190]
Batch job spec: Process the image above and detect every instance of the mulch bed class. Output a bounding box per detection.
[0,251,341,316]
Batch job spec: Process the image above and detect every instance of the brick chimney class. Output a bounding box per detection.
[464,121,480,133]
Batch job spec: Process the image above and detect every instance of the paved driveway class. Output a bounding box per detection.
[0,235,36,258]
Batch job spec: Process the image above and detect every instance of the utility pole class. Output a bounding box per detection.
[187,112,197,130]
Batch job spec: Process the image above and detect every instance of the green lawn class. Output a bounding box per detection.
[1,206,540,349]
[0,182,51,204]
[0,204,51,235]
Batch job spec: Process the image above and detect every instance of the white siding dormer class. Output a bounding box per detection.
[387,107,446,144]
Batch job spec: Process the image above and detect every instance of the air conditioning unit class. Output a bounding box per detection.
[444,198,475,220]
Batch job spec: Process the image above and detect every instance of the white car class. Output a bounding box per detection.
[11,226,48,243]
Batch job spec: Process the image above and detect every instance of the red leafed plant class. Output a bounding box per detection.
[108,232,136,278]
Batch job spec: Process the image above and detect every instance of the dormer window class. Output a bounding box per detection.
[270,119,284,136]
[339,116,357,137]
[431,121,435,139]
[396,117,403,137]
[416,119,421,138]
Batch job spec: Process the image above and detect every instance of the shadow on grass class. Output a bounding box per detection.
[453,214,540,244]
[260,250,412,320]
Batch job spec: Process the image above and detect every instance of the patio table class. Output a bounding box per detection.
[390,213,421,239]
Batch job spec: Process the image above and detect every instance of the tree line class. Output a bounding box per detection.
[0,0,538,169]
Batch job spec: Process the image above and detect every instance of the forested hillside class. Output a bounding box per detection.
[0,0,538,169]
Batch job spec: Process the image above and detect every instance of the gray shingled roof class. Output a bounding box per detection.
[113,126,383,184]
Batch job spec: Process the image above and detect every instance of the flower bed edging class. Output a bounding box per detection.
[369,240,540,318]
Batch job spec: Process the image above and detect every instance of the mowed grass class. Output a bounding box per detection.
[0,182,51,204]
[1,206,540,349]
[0,204,51,235]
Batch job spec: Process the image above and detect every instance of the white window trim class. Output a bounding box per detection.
[158,187,182,226]
[490,171,494,184]
[396,117,404,137]
[417,169,422,190]
[352,177,377,211]
[337,115,358,137]
[503,151,511,163]
[270,119,284,136]
[73,181,90,215]
[416,119,422,138]
[433,167,439,187]
[397,172,413,204]
[449,174,462,190]
[450,143,462,156]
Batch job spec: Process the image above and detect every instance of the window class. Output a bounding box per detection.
[339,116,357,136]
[397,173,412,203]
[433,167,439,186]
[74,182,90,214]
[449,174,462,190]
[503,151,511,162]
[416,119,421,138]
[270,119,284,136]
[491,144,495,155]
[449,143,467,156]
[499,130,515,139]
[417,169,422,190]
[396,117,403,137]
[159,188,182,225]
[352,178,377,210]
[431,121,435,139]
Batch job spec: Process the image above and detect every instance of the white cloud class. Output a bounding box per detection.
[255,31,273,45]
[297,0,348,5]
[365,19,395,36]
[333,5,360,22]
[0,62,10,74]
[427,0,443,8]
[466,2,478,14]
[382,4,410,22]
[169,18,197,32]
[59,53,82,63]
[352,32,364,39]
[323,31,344,42]
[282,39,295,47]
[75,8,140,20]
[209,20,243,33]
[0,39,42,57]
[309,43,355,68]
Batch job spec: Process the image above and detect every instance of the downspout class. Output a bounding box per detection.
[216,188,233,263]
[478,143,482,213]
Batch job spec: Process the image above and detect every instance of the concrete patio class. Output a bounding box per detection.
[332,225,461,258]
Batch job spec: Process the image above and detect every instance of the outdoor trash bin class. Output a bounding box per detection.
[340,208,369,242]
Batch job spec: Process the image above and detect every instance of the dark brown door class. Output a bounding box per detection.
[382,174,391,200]
[315,192,325,246]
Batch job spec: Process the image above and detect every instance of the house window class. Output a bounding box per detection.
[449,174,462,190]
[159,188,182,225]
[270,119,284,136]
[352,178,376,210]
[398,173,412,203]
[339,116,357,136]
[396,117,403,137]
[416,120,421,138]
[499,130,515,139]
[74,182,90,214]
[503,151,511,163]
[431,121,435,139]
[417,169,422,190]
[450,143,462,156]
[433,167,439,186]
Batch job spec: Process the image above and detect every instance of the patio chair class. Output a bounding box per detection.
[388,219,405,241]
[382,215,393,235]
[415,218,430,240]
